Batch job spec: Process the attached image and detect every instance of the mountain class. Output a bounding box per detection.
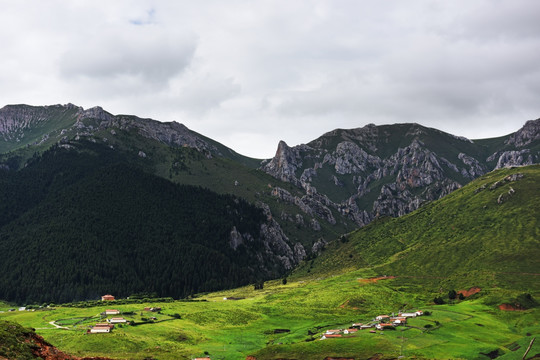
[0,104,358,253]
[0,142,308,304]
[1,166,538,360]
[261,120,540,228]
[295,164,540,292]
[0,103,539,303]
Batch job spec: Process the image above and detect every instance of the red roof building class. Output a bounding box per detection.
[101,294,115,301]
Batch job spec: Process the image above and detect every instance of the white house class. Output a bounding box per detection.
[391,317,407,325]
[108,317,127,324]
[399,312,418,318]
[90,326,111,333]
[376,315,390,321]
[105,309,120,315]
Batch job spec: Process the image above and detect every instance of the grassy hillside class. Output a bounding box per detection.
[1,166,538,359]
[0,275,538,360]
[295,165,540,292]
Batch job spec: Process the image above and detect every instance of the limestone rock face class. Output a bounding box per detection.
[505,119,540,147]
[260,121,539,229]
[259,219,305,270]
[261,141,307,185]
[494,150,535,169]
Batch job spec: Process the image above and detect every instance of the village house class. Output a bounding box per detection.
[325,329,342,335]
[351,322,374,329]
[320,334,342,340]
[344,328,358,334]
[390,317,407,325]
[399,310,424,318]
[375,315,390,321]
[90,323,114,333]
[104,309,120,315]
[90,326,110,333]
[101,294,115,301]
[376,323,395,330]
[108,317,127,324]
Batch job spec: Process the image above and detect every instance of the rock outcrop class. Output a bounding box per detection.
[261,121,539,228]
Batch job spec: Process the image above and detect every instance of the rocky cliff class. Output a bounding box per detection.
[1,103,538,252]
[0,104,248,162]
[261,120,540,227]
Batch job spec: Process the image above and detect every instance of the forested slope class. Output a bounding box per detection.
[0,142,286,304]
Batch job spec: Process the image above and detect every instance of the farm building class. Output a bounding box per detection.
[376,323,395,330]
[90,324,113,333]
[108,317,127,323]
[105,309,120,315]
[101,294,115,301]
[399,310,423,317]
[391,317,407,325]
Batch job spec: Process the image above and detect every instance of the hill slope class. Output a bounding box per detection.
[261,120,540,228]
[296,165,540,292]
[0,167,538,360]
[0,142,304,304]
[0,104,357,254]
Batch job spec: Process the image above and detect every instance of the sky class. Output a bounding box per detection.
[1,1,539,158]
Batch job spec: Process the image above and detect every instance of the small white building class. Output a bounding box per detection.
[105,309,120,315]
[108,317,127,324]
[376,315,390,321]
[399,312,418,318]
[90,326,111,333]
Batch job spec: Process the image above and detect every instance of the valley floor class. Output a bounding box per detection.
[1,271,539,360]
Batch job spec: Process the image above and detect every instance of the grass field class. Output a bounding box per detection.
[1,273,538,360]
[1,166,538,359]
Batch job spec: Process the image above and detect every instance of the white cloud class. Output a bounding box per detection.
[0,0,539,158]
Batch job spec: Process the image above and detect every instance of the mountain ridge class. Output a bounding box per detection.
[261,119,539,227]
[1,103,539,274]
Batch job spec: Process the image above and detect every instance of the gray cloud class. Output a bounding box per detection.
[0,0,539,158]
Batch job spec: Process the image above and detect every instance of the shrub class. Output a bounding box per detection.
[433,296,445,305]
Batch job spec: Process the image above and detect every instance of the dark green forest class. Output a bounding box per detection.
[0,142,275,304]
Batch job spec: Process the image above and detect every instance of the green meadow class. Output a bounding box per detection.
[1,273,538,359]
[1,166,538,359]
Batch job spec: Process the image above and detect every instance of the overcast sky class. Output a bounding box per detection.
[1,1,539,158]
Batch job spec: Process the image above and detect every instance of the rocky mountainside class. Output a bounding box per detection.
[261,121,540,227]
[1,104,538,260]
[0,104,258,166]
[0,104,356,259]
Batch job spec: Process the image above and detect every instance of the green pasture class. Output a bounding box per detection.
[2,272,538,360]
